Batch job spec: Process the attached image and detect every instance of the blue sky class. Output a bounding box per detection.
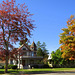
[0,0,75,53]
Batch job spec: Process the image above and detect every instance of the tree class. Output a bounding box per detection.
[0,0,34,73]
[51,49,64,67]
[19,37,29,45]
[36,41,49,58]
[51,48,75,68]
[37,48,44,56]
[59,15,75,60]
[41,42,46,50]
[36,41,49,63]
[36,41,41,49]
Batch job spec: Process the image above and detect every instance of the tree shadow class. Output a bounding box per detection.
[0,70,75,74]
[24,71,75,74]
[9,70,19,74]
[0,70,19,74]
[0,71,4,74]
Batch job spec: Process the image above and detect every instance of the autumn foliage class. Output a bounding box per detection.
[59,15,75,60]
[0,0,34,72]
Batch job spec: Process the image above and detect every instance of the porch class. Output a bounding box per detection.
[17,56,43,69]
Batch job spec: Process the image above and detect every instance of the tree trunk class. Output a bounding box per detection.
[19,54,20,69]
[5,55,8,73]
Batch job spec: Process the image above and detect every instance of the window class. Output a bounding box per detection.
[23,48,26,50]
[29,52,31,56]
[32,52,34,56]
[10,60,13,64]
[24,52,27,56]
[32,47,34,49]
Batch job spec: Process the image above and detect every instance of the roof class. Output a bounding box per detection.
[17,43,31,51]
[30,41,36,48]
[48,54,52,60]
[13,41,37,52]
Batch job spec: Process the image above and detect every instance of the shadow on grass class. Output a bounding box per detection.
[0,70,75,74]
[0,70,19,74]
[9,70,19,74]
[0,71,4,74]
[24,71,75,74]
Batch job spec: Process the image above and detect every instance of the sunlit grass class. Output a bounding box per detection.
[0,68,75,74]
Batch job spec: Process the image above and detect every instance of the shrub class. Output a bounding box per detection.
[42,64,50,68]
[52,64,61,68]
[0,64,4,69]
[4,64,17,69]
[4,65,6,69]
[12,65,17,69]
[31,65,39,68]
[8,64,13,69]
[4,64,13,69]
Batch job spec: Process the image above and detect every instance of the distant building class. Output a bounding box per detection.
[48,53,52,67]
[48,54,52,60]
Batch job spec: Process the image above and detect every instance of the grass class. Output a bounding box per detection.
[19,68,75,72]
[0,68,75,74]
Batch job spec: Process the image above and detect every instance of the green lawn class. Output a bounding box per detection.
[0,68,75,74]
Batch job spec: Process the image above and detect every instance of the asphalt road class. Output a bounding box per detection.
[1,73,75,75]
[1,71,75,75]
[30,73,75,75]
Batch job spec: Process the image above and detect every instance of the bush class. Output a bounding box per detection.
[4,65,6,69]
[4,64,13,69]
[8,64,13,69]
[12,65,17,69]
[31,65,39,68]
[2,66,4,69]
[0,63,5,69]
[4,64,17,69]
[42,64,50,68]
[52,64,61,68]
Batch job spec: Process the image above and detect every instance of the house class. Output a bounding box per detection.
[9,41,43,69]
[48,54,52,60]
[48,53,52,67]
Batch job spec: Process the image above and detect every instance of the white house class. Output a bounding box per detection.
[48,54,52,60]
[9,41,43,69]
[48,53,52,67]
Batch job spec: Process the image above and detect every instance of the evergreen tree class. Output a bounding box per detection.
[36,41,49,64]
